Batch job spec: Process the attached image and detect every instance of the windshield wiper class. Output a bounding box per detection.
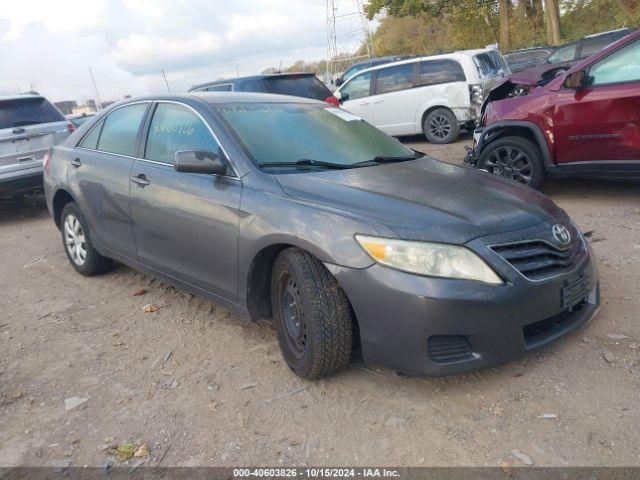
[258,159,354,170]
[352,151,425,166]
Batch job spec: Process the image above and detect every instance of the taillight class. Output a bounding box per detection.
[324,95,340,107]
[43,151,52,171]
[469,84,484,105]
[67,122,76,133]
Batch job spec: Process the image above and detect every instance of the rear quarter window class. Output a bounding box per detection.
[0,97,65,129]
[473,51,509,79]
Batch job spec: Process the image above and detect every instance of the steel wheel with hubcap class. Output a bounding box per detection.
[271,248,353,379]
[60,202,112,276]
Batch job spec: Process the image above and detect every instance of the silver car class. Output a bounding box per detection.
[0,95,72,199]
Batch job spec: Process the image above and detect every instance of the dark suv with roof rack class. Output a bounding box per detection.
[189,72,336,104]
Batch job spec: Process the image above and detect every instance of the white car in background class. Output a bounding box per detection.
[332,48,510,144]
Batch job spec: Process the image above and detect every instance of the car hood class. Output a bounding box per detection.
[275,157,565,245]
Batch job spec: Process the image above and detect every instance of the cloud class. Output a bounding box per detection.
[0,0,372,102]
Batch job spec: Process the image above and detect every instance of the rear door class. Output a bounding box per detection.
[554,38,640,165]
[129,101,241,300]
[338,71,375,123]
[369,62,418,135]
[68,102,149,257]
[0,97,69,176]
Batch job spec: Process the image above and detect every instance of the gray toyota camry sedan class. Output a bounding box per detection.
[44,93,599,379]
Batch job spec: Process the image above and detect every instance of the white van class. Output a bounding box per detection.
[333,49,510,144]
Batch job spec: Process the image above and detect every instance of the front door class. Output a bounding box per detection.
[553,38,640,165]
[339,71,375,125]
[68,102,149,257]
[129,101,242,301]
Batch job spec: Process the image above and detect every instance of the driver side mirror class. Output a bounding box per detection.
[335,78,343,87]
[564,70,587,89]
[174,150,228,176]
[334,91,348,103]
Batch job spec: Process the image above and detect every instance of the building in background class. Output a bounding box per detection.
[54,100,78,115]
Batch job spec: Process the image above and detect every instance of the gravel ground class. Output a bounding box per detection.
[1,134,639,468]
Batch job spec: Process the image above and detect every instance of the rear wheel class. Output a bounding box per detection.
[423,108,460,144]
[271,248,353,380]
[478,136,545,189]
[60,202,112,276]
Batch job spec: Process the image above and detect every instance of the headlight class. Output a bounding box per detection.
[355,235,503,285]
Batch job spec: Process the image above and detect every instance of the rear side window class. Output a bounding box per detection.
[263,76,331,100]
[0,97,64,129]
[376,63,414,94]
[419,60,466,86]
[79,120,103,149]
[97,103,147,157]
[145,103,222,165]
[239,79,263,92]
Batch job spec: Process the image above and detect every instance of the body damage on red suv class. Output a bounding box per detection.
[466,29,640,189]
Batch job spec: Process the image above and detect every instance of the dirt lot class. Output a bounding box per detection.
[1,134,639,468]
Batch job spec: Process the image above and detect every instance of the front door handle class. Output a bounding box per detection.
[131,174,149,187]
[70,158,82,168]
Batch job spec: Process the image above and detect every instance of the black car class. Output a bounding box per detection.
[504,46,556,73]
[44,92,599,380]
[335,55,416,86]
[189,72,334,103]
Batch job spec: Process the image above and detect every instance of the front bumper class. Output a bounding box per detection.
[464,127,484,167]
[330,224,599,377]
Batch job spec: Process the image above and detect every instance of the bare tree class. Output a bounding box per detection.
[545,0,561,44]
[499,0,511,50]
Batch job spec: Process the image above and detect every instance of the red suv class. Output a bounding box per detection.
[466,29,640,188]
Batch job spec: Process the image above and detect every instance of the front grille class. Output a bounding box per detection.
[490,239,584,281]
[428,335,473,363]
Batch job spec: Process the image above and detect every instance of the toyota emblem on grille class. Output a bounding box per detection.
[552,224,571,245]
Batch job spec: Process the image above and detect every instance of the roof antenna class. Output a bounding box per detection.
[161,69,171,93]
[278,60,283,72]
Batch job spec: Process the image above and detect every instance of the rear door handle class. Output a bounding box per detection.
[131,174,149,187]
[70,158,82,168]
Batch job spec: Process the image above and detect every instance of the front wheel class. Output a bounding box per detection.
[60,202,112,276]
[423,108,460,144]
[478,136,545,189]
[271,248,353,380]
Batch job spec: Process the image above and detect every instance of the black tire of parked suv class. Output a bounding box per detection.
[423,108,460,144]
[478,136,545,189]
[60,202,113,276]
[271,248,353,379]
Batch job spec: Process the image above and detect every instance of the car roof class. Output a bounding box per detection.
[107,92,321,109]
[0,94,45,102]
[190,72,317,91]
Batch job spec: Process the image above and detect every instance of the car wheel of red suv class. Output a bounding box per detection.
[478,136,544,189]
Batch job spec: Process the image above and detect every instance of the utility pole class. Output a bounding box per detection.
[326,0,374,78]
[88,67,102,111]
[161,69,171,92]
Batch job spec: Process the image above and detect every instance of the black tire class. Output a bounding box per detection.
[60,202,112,276]
[271,248,353,380]
[478,136,545,189]
[423,108,460,144]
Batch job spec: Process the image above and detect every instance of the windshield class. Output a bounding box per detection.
[0,97,65,129]
[263,76,332,101]
[216,103,414,168]
[473,51,510,79]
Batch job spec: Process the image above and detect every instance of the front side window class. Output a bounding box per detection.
[376,63,414,94]
[588,39,640,86]
[340,71,372,101]
[145,103,222,165]
[239,79,263,92]
[216,103,413,168]
[97,103,148,157]
[205,84,233,92]
[548,44,578,63]
[419,60,466,86]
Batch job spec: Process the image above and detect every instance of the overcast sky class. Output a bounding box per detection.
[0,0,374,103]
